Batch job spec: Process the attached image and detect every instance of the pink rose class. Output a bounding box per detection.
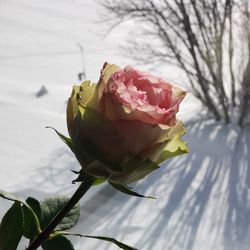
[104,64,183,126]
[67,63,188,184]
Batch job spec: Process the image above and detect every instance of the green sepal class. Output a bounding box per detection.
[42,236,75,250]
[93,178,106,186]
[46,127,74,152]
[23,197,41,240]
[53,231,137,250]
[72,169,105,186]
[109,157,160,184]
[40,196,80,231]
[109,183,155,199]
[0,189,41,234]
[0,202,23,250]
[71,169,89,184]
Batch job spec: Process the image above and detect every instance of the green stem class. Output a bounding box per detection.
[26,177,95,250]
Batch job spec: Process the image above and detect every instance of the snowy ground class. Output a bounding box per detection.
[1,0,250,249]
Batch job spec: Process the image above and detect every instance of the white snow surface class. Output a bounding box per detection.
[0,0,250,250]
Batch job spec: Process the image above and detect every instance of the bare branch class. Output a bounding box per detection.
[101,0,250,125]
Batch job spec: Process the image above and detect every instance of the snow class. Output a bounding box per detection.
[0,0,250,250]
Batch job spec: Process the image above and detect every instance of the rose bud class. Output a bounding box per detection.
[67,62,188,185]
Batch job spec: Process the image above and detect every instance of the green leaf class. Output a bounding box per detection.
[0,189,41,233]
[46,127,74,152]
[54,232,137,250]
[27,197,41,217]
[23,197,41,240]
[0,202,23,250]
[42,236,74,250]
[109,183,155,199]
[40,196,80,231]
[0,189,27,204]
[83,235,137,250]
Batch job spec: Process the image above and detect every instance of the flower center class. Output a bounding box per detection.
[109,74,150,109]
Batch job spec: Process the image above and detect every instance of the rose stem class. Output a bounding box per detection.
[26,177,95,250]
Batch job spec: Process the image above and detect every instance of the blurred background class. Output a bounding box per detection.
[0,0,250,249]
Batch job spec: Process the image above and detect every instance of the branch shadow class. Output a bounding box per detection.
[223,129,250,250]
[76,120,250,250]
[15,120,250,250]
[136,121,250,250]
[15,148,80,200]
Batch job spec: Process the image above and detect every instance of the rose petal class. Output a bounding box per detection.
[113,119,183,156]
[139,121,188,164]
[88,62,121,112]
[104,93,158,124]
[105,66,186,126]
[71,107,128,166]
[67,85,80,136]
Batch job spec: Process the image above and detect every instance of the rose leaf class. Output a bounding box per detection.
[0,202,23,250]
[40,196,80,231]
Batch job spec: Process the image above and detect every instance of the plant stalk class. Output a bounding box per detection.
[26,177,95,250]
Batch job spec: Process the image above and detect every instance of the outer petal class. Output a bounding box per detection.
[172,85,187,98]
[104,92,158,124]
[88,62,121,112]
[139,121,189,164]
[77,81,97,107]
[70,106,129,171]
[67,81,96,136]
[67,85,80,136]
[108,122,188,184]
[112,120,184,156]
[113,120,163,155]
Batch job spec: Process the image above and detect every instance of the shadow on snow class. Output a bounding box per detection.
[17,120,250,250]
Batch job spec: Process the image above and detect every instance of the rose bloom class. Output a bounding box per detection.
[67,63,188,184]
